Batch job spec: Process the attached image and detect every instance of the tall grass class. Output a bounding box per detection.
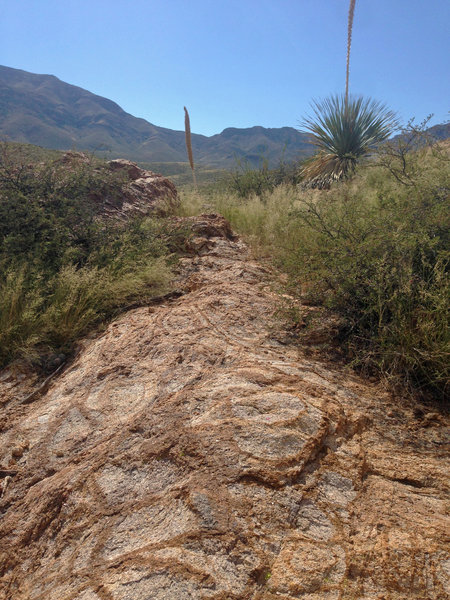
[180,183,299,258]
[0,259,172,365]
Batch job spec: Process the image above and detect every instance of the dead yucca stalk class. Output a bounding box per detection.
[345,0,356,109]
[184,106,197,191]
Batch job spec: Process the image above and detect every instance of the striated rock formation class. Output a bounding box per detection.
[0,216,448,599]
[55,152,179,219]
[106,159,178,218]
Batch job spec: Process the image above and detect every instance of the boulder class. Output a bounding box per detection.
[106,158,179,218]
[54,153,179,219]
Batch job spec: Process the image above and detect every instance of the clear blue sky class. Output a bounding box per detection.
[1,0,449,136]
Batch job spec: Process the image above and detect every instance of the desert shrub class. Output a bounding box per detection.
[224,155,302,198]
[287,142,449,397]
[0,146,188,366]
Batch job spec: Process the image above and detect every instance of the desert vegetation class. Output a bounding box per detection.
[0,134,447,400]
[300,94,398,187]
[0,144,189,368]
[300,0,398,188]
[180,127,449,399]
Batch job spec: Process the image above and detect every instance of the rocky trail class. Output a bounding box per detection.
[0,214,448,599]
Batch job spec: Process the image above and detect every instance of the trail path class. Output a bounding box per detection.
[0,215,448,599]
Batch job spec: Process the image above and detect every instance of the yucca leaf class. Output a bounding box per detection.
[300,94,399,187]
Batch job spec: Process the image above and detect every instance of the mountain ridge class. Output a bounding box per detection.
[1,65,448,169]
[0,65,311,167]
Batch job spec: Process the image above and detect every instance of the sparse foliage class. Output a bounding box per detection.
[376,115,450,187]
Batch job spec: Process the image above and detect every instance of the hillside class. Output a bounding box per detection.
[0,65,311,168]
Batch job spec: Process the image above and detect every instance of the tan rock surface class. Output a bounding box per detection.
[56,153,178,219]
[106,158,178,218]
[0,215,448,599]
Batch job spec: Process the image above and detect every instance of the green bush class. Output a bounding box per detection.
[0,146,188,367]
[288,142,449,397]
[224,155,302,198]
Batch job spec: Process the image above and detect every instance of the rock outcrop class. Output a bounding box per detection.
[0,216,448,599]
[56,153,179,219]
[106,159,178,218]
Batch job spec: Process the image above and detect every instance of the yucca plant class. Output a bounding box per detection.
[300,0,398,187]
[301,94,398,187]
